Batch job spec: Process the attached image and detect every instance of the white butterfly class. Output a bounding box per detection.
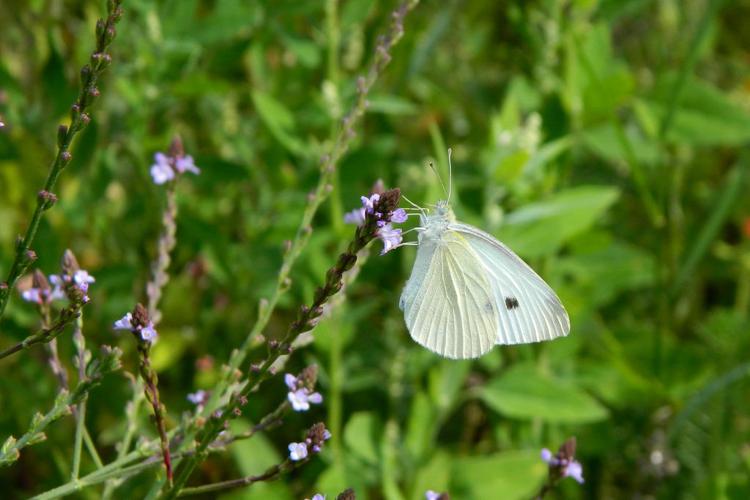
[399,154,570,359]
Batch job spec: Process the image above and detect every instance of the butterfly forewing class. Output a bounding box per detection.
[450,222,570,344]
[400,232,498,359]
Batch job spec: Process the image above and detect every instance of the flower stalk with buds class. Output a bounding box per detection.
[0,0,124,321]
[163,189,402,498]
[114,304,172,484]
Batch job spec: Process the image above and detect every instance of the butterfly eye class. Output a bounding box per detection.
[504,297,519,310]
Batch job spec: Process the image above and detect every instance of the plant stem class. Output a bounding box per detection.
[71,316,87,480]
[0,301,84,360]
[176,460,296,497]
[102,376,145,499]
[0,0,124,321]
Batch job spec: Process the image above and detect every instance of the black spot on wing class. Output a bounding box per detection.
[505,296,519,310]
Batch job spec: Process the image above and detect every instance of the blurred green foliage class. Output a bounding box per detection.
[1,0,750,498]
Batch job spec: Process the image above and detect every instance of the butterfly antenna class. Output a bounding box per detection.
[401,194,426,216]
[428,160,449,199]
[447,147,453,202]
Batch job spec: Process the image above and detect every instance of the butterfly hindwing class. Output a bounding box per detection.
[400,232,498,359]
[450,222,570,344]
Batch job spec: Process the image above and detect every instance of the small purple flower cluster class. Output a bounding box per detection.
[187,389,210,408]
[541,447,584,484]
[288,423,332,461]
[113,311,158,343]
[22,268,95,306]
[150,151,200,185]
[344,193,408,255]
[285,372,323,412]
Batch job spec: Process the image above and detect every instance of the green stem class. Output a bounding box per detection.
[71,402,87,480]
[71,316,87,480]
[102,377,145,499]
[176,460,295,497]
[0,301,83,360]
[82,427,103,469]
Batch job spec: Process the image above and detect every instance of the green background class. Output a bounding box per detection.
[1,0,749,498]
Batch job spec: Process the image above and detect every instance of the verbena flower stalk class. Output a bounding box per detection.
[0,251,93,360]
[535,437,584,499]
[0,0,124,321]
[115,304,173,484]
[163,189,402,498]
[198,0,418,442]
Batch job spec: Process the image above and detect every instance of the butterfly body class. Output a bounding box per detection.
[399,200,570,359]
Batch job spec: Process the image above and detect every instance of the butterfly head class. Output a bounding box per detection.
[419,200,455,242]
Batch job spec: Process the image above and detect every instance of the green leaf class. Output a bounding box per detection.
[642,74,750,146]
[498,186,620,258]
[480,363,609,423]
[411,450,451,500]
[367,94,418,115]
[344,412,381,465]
[251,90,307,156]
[451,450,546,500]
[228,427,292,500]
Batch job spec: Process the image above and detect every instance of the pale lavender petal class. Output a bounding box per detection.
[140,324,158,342]
[307,392,323,404]
[565,461,584,484]
[540,448,553,464]
[425,491,441,500]
[288,442,308,461]
[343,207,366,226]
[176,155,200,175]
[288,389,310,411]
[187,390,208,405]
[113,312,133,330]
[391,208,408,223]
[73,270,95,285]
[21,288,41,304]
[284,373,297,389]
[378,224,402,255]
[150,162,175,185]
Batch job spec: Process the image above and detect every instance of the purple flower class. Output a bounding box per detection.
[150,153,175,185]
[565,461,584,484]
[541,446,584,484]
[140,324,158,342]
[344,207,366,226]
[150,151,200,185]
[425,491,442,500]
[377,224,402,254]
[187,390,209,406]
[361,193,381,214]
[310,495,326,500]
[390,208,408,223]
[285,372,323,412]
[288,442,308,461]
[113,312,133,330]
[113,312,159,343]
[21,283,65,305]
[175,155,200,175]
[73,270,95,289]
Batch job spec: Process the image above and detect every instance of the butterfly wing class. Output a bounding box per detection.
[399,231,499,359]
[450,222,570,344]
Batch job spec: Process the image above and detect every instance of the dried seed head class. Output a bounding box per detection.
[132,303,150,329]
[61,249,80,275]
[32,269,50,291]
[168,135,184,159]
